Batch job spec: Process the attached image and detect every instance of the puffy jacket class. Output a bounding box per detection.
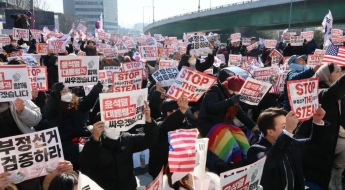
[178,53,214,72]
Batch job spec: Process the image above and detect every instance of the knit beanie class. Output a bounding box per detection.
[226,75,245,91]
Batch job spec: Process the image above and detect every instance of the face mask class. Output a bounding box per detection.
[105,130,120,140]
[290,63,308,72]
[55,62,58,66]
[188,59,197,68]
[61,92,73,103]
[11,43,17,46]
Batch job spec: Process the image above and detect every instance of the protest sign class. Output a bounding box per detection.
[241,38,251,46]
[230,33,241,43]
[23,54,41,63]
[246,43,258,52]
[290,36,303,46]
[48,40,67,54]
[277,70,289,92]
[27,66,48,92]
[152,67,179,87]
[159,60,178,69]
[0,37,10,46]
[192,138,209,189]
[229,54,242,66]
[78,172,104,190]
[98,32,106,40]
[36,43,49,55]
[220,157,266,190]
[122,62,146,78]
[307,54,323,66]
[104,66,122,80]
[77,24,87,33]
[83,85,93,96]
[139,46,158,61]
[146,37,157,46]
[239,78,272,106]
[0,128,64,184]
[332,36,345,44]
[58,56,99,87]
[167,66,217,102]
[146,167,163,190]
[283,32,296,42]
[253,66,279,83]
[30,29,42,40]
[116,43,128,54]
[98,70,109,86]
[301,31,314,42]
[158,47,170,58]
[102,48,117,58]
[204,68,213,75]
[216,54,225,63]
[331,29,343,39]
[189,35,210,56]
[264,40,277,49]
[0,65,32,102]
[124,40,135,48]
[179,46,186,55]
[112,69,143,92]
[13,28,29,41]
[99,88,148,131]
[287,78,319,121]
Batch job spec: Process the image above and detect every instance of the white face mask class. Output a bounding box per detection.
[61,92,73,103]
[105,130,120,140]
[11,43,17,46]
[188,59,197,68]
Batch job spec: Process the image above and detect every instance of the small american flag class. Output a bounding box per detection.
[269,85,280,94]
[322,44,345,66]
[168,129,198,173]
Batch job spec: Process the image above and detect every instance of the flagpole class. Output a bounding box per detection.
[288,0,293,30]
[152,0,155,23]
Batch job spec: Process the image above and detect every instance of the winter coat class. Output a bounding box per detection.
[149,90,164,120]
[79,120,159,190]
[48,66,58,89]
[10,14,30,29]
[248,121,328,190]
[295,74,345,189]
[178,53,214,72]
[149,109,192,179]
[198,82,256,137]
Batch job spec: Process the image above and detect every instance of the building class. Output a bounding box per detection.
[63,0,118,33]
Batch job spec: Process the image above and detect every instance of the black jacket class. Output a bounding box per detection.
[48,66,58,89]
[248,122,328,190]
[10,14,30,29]
[79,120,159,190]
[149,90,164,120]
[295,74,345,189]
[66,38,75,54]
[178,53,214,72]
[197,82,256,137]
[149,109,192,178]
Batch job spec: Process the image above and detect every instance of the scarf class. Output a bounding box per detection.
[314,64,332,87]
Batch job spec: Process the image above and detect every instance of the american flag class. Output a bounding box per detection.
[322,44,345,66]
[168,129,198,173]
[269,85,280,94]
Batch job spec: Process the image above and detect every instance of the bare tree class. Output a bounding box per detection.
[58,14,78,34]
[7,0,30,10]
[34,0,50,11]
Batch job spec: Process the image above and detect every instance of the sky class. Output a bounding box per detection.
[47,0,244,28]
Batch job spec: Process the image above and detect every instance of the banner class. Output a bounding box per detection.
[253,66,279,83]
[239,77,272,106]
[36,43,49,55]
[264,40,277,49]
[287,78,319,121]
[78,172,103,190]
[27,66,48,92]
[13,28,29,41]
[0,65,32,102]
[159,60,178,69]
[230,33,241,43]
[301,31,314,42]
[0,37,10,46]
[139,46,158,61]
[167,66,217,102]
[58,56,99,87]
[112,70,143,92]
[145,167,163,190]
[99,88,147,131]
[220,157,266,190]
[0,128,64,184]
[48,40,67,54]
[290,36,303,46]
[152,67,179,87]
[229,54,242,66]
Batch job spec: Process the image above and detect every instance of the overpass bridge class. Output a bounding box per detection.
[144,0,345,40]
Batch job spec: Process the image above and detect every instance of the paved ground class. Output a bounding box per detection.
[134,166,153,188]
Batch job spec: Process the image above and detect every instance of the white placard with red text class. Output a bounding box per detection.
[331,29,343,39]
[0,65,32,102]
[307,54,323,66]
[159,60,178,69]
[301,31,314,42]
[229,54,242,66]
[139,46,158,61]
[230,33,241,43]
[27,66,48,92]
[0,37,11,46]
[58,56,99,87]
[264,40,277,49]
[102,48,117,58]
[290,36,304,46]
[36,43,49,55]
[220,157,266,190]
[122,61,147,79]
[246,43,258,52]
[287,78,319,121]
[48,40,67,54]
[239,78,272,106]
[13,28,29,41]
[152,67,179,87]
[253,66,279,83]
[167,66,217,102]
[216,54,225,63]
[145,167,163,190]
[99,88,148,131]
[98,70,109,86]
[112,70,143,92]
[0,128,64,184]
[277,70,290,92]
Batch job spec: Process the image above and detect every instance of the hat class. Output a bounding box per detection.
[226,75,245,91]
[24,11,32,18]
[288,54,307,65]
[251,37,256,41]
[296,54,307,61]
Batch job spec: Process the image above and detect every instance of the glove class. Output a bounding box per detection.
[51,82,64,98]
[230,94,240,104]
[93,81,103,92]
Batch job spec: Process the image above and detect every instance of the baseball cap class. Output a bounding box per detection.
[24,11,32,18]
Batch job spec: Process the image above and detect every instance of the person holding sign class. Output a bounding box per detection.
[10,11,32,30]
[294,63,345,189]
[247,106,327,190]
[178,44,214,72]
[79,101,159,190]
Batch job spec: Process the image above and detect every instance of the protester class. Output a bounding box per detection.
[10,11,32,30]
[247,106,327,190]
[246,37,259,57]
[79,101,159,190]
[48,55,59,89]
[149,82,167,120]
[178,44,214,72]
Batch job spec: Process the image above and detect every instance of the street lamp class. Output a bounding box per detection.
[288,0,293,30]
[198,0,200,12]
[152,0,155,23]
[143,6,150,32]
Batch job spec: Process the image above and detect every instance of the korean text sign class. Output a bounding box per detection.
[99,88,148,131]
[287,78,319,121]
[27,66,48,92]
[13,28,29,41]
[139,46,158,61]
[230,33,241,43]
[167,66,217,102]
[229,54,242,66]
[36,43,49,55]
[58,56,99,87]
[239,78,272,106]
[0,65,32,102]
[301,31,314,42]
[253,66,278,83]
[152,67,179,87]
[112,69,143,92]
[0,37,11,46]
[159,60,178,69]
[0,128,64,184]
[264,40,277,49]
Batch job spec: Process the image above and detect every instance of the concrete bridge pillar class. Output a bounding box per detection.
[233,27,258,38]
